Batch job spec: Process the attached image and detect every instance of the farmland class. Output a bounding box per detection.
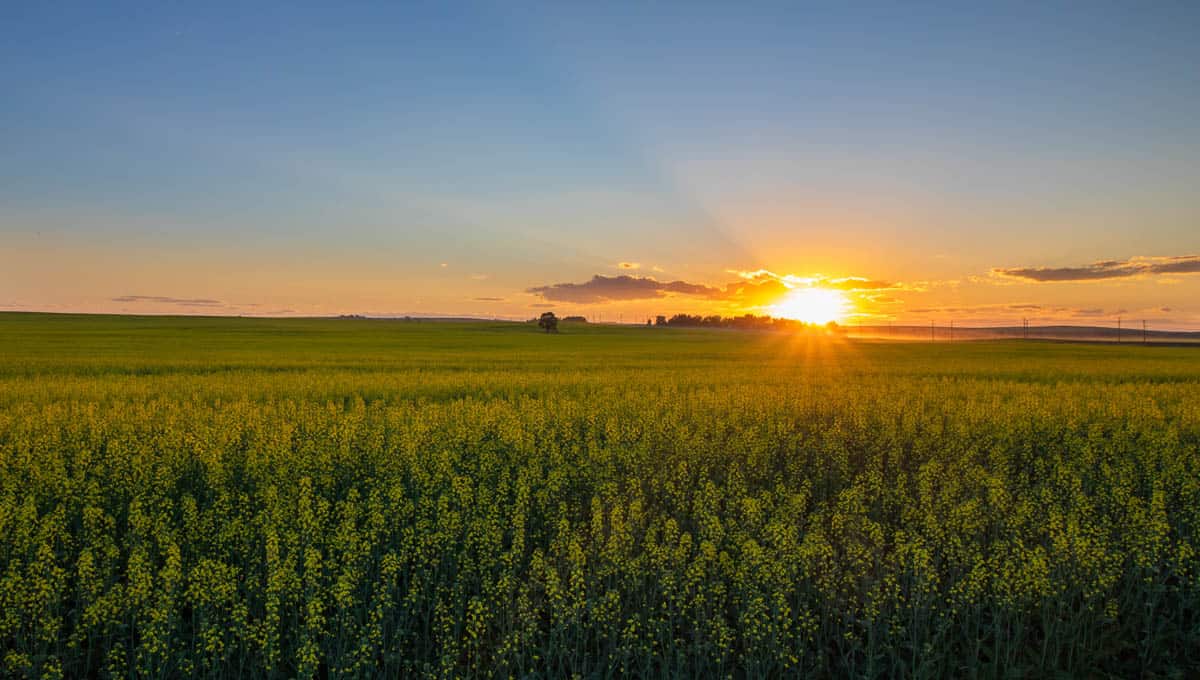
[1,313,1198,678]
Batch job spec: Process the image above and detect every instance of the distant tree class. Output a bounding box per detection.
[563,315,587,323]
[646,318,652,326]
[538,312,559,333]
[655,315,667,326]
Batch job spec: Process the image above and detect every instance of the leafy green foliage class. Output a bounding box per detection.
[1,313,1198,677]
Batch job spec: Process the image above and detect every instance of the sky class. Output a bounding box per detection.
[3,1,1199,327]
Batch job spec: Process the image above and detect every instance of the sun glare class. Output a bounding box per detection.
[771,287,847,324]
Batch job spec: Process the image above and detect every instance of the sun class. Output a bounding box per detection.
[770,287,847,324]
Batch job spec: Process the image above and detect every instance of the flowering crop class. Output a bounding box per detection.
[1,314,1198,677]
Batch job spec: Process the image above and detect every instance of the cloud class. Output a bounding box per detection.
[993,255,1200,282]
[1152,257,1200,274]
[470,274,489,280]
[527,275,721,304]
[529,303,556,308]
[473,297,505,302]
[617,262,640,270]
[731,269,900,292]
[112,295,223,307]
[526,269,900,307]
[823,277,898,291]
[909,307,966,314]
[716,276,791,306]
[1067,307,1127,318]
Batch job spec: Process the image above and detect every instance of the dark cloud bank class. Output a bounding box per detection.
[526,273,896,305]
[994,255,1200,282]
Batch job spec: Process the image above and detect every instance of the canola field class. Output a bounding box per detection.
[1,313,1198,678]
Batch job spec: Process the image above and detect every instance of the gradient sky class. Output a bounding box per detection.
[4,1,1199,326]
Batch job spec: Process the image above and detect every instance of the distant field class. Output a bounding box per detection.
[1,313,1198,677]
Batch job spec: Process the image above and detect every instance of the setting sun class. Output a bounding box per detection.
[771,287,847,324]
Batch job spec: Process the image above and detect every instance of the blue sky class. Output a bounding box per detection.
[3,1,1199,323]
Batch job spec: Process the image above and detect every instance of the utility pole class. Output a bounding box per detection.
[1117,317,1122,344]
[1143,319,1147,345]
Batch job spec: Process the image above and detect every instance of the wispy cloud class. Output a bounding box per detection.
[1072,307,1128,317]
[617,262,640,270]
[112,295,223,307]
[731,269,900,291]
[473,297,505,302]
[992,255,1200,282]
[866,294,902,304]
[824,277,897,290]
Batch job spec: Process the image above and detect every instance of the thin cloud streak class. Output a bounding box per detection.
[112,295,223,306]
[906,303,1132,318]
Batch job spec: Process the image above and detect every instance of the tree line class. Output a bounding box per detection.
[650,313,841,332]
[533,311,843,333]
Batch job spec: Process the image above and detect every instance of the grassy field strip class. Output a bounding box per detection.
[1,314,1197,677]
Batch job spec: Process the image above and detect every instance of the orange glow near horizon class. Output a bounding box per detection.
[770,287,848,324]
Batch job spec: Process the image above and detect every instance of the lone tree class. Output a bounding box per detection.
[538,311,559,333]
